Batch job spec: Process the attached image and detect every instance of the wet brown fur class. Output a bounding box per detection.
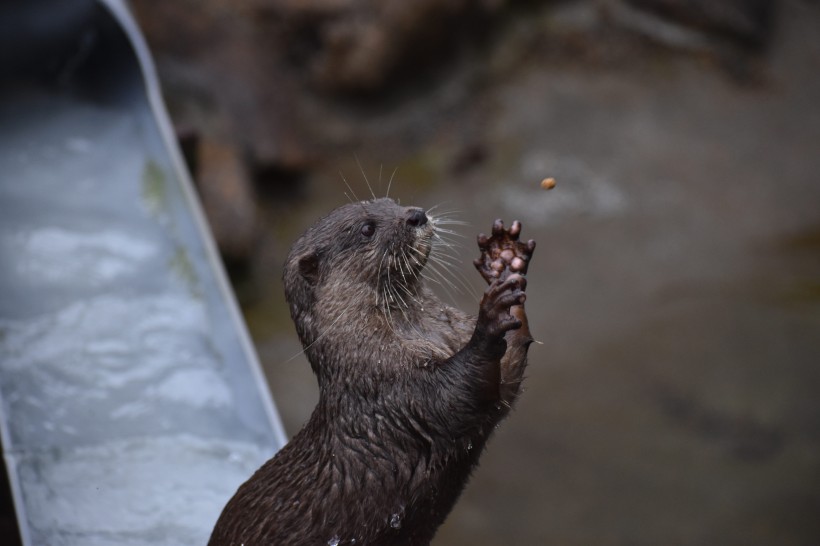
[209,198,533,546]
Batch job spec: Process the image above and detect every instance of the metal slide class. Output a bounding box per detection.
[0,1,286,544]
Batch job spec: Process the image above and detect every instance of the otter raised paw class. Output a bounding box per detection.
[476,275,527,340]
[472,219,536,411]
[474,219,536,284]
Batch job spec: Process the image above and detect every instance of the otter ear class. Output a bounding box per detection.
[298,252,320,284]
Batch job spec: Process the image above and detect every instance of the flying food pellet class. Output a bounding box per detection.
[541,177,556,190]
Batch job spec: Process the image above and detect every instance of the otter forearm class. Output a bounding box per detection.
[499,304,533,409]
[412,276,526,437]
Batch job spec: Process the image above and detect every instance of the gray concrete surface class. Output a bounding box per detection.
[0,2,285,544]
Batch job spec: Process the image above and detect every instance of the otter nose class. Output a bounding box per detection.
[406,208,428,227]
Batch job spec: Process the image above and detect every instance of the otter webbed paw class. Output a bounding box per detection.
[476,275,527,340]
[474,219,536,285]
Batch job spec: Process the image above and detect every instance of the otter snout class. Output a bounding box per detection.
[406,208,428,227]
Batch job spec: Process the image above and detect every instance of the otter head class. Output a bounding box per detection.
[283,198,435,379]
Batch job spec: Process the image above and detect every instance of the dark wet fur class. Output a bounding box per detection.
[210,198,533,546]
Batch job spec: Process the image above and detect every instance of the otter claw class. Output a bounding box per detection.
[510,221,521,239]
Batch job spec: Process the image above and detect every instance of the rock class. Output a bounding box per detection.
[194,138,258,264]
[256,0,504,94]
[625,0,775,49]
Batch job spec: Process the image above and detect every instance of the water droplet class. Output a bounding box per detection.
[328,536,340,546]
[390,513,402,529]
[466,440,473,451]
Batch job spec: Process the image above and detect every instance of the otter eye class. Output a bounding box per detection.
[360,221,376,237]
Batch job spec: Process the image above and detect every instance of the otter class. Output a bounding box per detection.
[209,197,536,546]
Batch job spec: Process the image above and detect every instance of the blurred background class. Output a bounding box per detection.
[130,0,820,544]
